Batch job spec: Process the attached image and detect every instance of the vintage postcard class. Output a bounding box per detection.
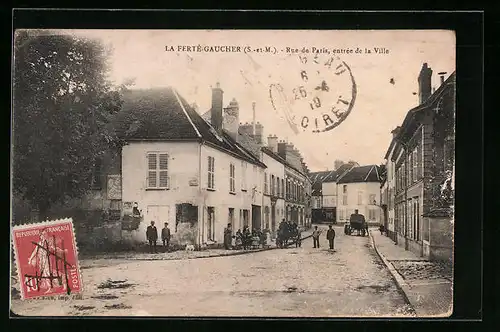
[11,29,455,317]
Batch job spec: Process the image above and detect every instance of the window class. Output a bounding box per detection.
[409,152,414,183]
[369,194,376,205]
[339,209,344,220]
[277,177,280,197]
[229,163,235,193]
[357,191,363,205]
[342,185,348,205]
[416,200,420,241]
[207,156,215,190]
[264,173,268,194]
[417,143,423,179]
[413,149,418,182]
[369,208,376,221]
[147,153,169,189]
[241,162,247,190]
[271,175,275,195]
[281,179,284,198]
[92,158,102,190]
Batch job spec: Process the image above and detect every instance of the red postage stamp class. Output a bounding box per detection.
[12,218,82,300]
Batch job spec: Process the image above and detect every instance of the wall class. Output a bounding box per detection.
[336,182,383,224]
[121,141,201,244]
[200,144,264,244]
[262,152,286,233]
[428,215,453,262]
[322,182,337,207]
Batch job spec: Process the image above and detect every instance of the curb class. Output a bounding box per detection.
[84,233,314,262]
[369,231,417,315]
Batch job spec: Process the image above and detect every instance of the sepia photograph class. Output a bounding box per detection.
[11,28,456,318]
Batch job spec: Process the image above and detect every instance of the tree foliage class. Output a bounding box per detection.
[13,31,125,217]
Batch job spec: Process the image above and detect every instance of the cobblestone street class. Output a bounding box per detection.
[11,225,415,317]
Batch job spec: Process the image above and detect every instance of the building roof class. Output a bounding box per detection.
[323,164,354,183]
[113,87,266,168]
[337,165,383,184]
[262,147,287,164]
[396,71,456,143]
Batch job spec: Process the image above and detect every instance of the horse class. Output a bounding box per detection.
[276,222,301,248]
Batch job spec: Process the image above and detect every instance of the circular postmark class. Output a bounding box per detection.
[269,53,356,134]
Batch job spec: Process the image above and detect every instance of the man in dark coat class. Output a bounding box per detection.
[161,222,171,251]
[327,225,336,250]
[146,221,158,253]
[224,223,233,250]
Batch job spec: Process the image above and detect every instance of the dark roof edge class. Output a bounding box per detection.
[261,147,286,164]
[285,162,307,178]
[335,165,356,183]
[203,140,266,168]
[396,71,455,142]
[124,138,201,143]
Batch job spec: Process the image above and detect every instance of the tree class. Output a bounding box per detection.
[13,31,124,219]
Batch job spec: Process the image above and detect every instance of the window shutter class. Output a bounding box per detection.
[211,158,215,188]
[148,153,157,187]
[148,171,157,187]
[158,153,169,187]
[159,153,168,170]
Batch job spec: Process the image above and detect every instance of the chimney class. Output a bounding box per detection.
[254,122,263,145]
[223,98,239,141]
[438,71,447,85]
[391,126,401,139]
[267,134,278,153]
[211,82,224,133]
[277,141,287,159]
[418,63,433,105]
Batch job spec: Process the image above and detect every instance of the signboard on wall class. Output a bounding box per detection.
[107,175,122,199]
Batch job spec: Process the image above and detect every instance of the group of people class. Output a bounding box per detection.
[312,225,336,250]
[146,221,171,253]
[224,224,270,250]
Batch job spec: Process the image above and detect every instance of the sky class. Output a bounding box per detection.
[65,29,455,171]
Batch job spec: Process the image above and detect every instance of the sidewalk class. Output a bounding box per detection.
[79,228,314,265]
[370,230,453,317]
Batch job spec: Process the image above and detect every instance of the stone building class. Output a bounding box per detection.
[383,63,455,262]
[336,165,384,225]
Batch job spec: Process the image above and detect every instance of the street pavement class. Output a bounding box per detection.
[370,230,453,317]
[11,225,415,317]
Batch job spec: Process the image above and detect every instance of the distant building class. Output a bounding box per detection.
[336,165,384,225]
[261,137,286,237]
[381,126,401,241]
[309,162,358,224]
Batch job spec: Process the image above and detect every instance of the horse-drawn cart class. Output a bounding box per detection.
[276,221,302,248]
[344,212,368,237]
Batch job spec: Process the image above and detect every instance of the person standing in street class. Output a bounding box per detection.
[312,226,321,248]
[224,223,233,250]
[327,225,336,250]
[161,222,171,251]
[146,221,158,253]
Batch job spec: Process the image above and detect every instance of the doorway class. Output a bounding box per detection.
[251,205,261,230]
[207,207,215,241]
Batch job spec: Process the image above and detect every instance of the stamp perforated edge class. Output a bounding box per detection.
[11,217,84,301]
